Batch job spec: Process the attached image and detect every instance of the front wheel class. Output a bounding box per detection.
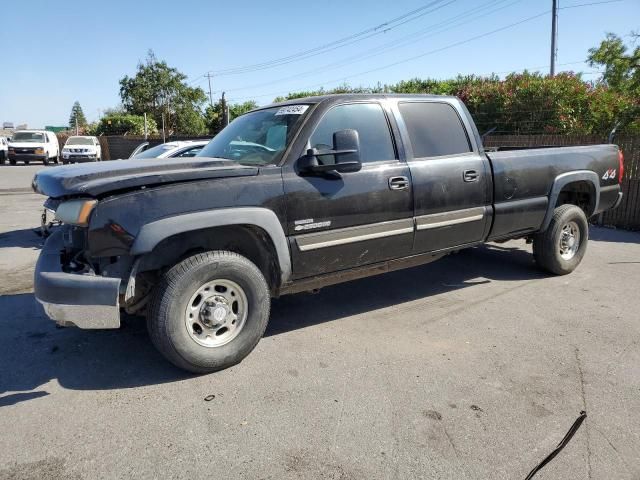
[148,251,270,373]
[533,204,588,275]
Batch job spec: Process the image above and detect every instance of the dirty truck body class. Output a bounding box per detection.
[32,94,624,372]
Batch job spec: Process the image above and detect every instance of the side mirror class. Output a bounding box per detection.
[300,129,362,174]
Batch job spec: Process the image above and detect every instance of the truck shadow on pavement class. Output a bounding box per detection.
[0,227,44,250]
[0,242,543,405]
[266,243,543,336]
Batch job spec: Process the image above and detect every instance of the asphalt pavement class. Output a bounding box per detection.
[1,164,639,479]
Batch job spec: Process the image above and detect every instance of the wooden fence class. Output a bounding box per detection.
[485,134,640,230]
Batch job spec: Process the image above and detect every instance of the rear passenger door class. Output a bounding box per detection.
[394,101,491,253]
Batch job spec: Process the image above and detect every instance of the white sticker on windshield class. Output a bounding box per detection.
[275,105,309,116]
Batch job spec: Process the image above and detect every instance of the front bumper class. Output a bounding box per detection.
[63,154,97,162]
[34,229,121,329]
[9,153,47,161]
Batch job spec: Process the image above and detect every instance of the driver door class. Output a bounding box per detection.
[282,102,414,279]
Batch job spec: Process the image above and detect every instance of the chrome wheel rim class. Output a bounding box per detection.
[559,221,580,260]
[184,279,248,347]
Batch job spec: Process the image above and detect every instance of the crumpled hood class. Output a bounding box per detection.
[32,156,259,198]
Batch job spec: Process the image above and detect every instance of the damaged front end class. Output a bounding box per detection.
[34,198,123,329]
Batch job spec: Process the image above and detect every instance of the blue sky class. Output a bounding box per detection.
[1,0,638,128]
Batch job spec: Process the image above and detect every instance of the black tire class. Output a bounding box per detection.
[533,204,588,275]
[148,251,270,373]
[0,152,5,165]
[9,158,16,165]
[24,159,30,165]
[42,157,48,165]
[62,159,69,165]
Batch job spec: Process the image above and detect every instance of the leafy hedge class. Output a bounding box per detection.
[275,72,639,135]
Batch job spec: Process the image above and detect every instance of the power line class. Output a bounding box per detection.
[221,0,522,94]
[227,9,552,101]
[190,0,455,79]
[226,0,620,103]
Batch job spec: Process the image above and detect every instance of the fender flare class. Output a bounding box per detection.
[540,170,600,231]
[130,207,291,282]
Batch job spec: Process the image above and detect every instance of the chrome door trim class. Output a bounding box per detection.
[296,218,414,252]
[415,206,486,231]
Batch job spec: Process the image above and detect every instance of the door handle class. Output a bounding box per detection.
[463,170,479,182]
[388,176,409,190]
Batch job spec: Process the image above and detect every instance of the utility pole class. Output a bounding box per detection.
[205,73,214,107]
[550,0,558,76]
[221,92,229,126]
[144,112,148,139]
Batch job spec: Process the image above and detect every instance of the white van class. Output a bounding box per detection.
[0,137,8,164]
[8,130,60,165]
[62,136,102,163]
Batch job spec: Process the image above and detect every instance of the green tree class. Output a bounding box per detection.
[588,32,640,95]
[94,113,158,136]
[119,50,207,135]
[205,98,258,134]
[68,101,88,131]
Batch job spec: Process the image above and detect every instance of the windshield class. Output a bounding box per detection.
[197,105,310,165]
[12,132,45,142]
[66,137,94,146]
[133,143,177,158]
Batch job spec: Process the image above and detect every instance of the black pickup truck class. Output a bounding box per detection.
[32,94,624,372]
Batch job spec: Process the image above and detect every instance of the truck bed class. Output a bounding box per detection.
[486,144,621,239]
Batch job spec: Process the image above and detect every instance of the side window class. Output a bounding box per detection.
[309,103,395,164]
[398,102,471,158]
[174,146,204,158]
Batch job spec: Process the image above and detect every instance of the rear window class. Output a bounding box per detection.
[398,102,471,158]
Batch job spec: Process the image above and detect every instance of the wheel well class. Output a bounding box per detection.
[137,225,281,293]
[555,181,596,217]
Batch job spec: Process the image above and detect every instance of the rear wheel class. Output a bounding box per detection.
[148,251,270,373]
[533,204,588,275]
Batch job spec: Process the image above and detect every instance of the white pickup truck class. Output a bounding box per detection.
[62,136,102,163]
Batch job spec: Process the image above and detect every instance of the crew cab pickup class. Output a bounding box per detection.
[32,94,624,373]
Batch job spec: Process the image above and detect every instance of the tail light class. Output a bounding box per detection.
[618,149,624,184]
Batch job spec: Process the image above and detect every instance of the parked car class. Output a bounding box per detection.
[2,122,15,130]
[130,140,209,159]
[0,137,8,164]
[62,136,101,163]
[8,130,59,165]
[32,94,623,373]
[128,142,149,158]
